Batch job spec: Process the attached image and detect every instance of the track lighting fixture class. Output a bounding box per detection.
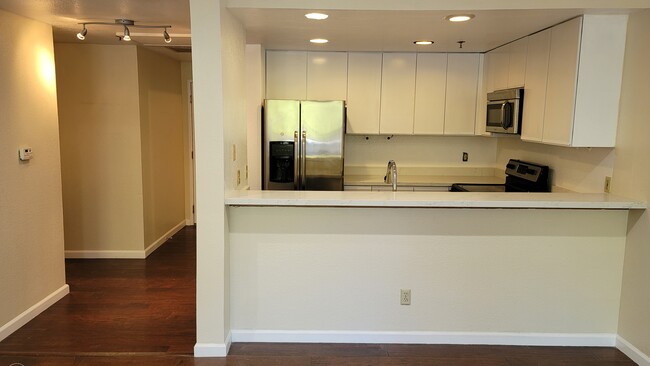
[123,26,131,41]
[76,19,172,43]
[77,25,87,40]
[163,28,172,44]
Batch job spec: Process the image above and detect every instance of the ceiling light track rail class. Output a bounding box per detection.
[77,19,172,43]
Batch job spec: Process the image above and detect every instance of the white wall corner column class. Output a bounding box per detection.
[189,0,230,357]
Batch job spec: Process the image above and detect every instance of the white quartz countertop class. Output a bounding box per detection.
[225,190,646,210]
[344,175,504,186]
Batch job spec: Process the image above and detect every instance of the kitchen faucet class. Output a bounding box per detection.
[384,160,397,192]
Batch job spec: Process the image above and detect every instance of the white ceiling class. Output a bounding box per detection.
[0,0,192,60]
[229,9,590,53]
[0,0,648,60]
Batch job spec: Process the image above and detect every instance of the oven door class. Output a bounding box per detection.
[486,100,517,134]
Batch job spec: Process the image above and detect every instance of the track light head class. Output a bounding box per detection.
[77,25,87,40]
[163,28,172,43]
[123,26,131,41]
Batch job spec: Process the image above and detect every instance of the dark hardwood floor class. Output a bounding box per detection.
[0,226,637,365]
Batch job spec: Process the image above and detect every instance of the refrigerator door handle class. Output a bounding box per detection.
[301,130,307,190]
[293,130,299,190]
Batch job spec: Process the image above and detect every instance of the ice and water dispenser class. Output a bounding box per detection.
[268,141,294,183]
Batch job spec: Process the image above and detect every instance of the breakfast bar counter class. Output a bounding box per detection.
[225,190,646,210]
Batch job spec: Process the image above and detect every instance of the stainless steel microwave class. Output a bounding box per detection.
[486,88,523,134]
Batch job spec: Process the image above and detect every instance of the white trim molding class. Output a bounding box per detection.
[65,250,146,259]
[0,284,69,342]
[65,221,186,259]
[231,330,616,347]
[144,220,186,257]
[617,336,650,366]
[194,332,232,357]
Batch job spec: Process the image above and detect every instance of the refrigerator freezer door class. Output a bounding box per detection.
[300,101,345,190]
[264,100,300,190]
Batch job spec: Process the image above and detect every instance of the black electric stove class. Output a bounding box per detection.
[451,159,550,193]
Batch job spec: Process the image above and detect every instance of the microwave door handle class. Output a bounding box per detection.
[294,131,299,190]
[500,102,507,128]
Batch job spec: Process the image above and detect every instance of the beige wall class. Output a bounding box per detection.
[0,9,66,329]
[346,135,498,169]
[246,44,264,190]
[56,43,186,255]
[181,61,194,223]
[613,8,650,361]
[137,47,186,246]
[55,44,145,252]
[496,138,615,192]
[230,207,627,335]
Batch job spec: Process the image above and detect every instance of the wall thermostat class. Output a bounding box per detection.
[19,147,33,161]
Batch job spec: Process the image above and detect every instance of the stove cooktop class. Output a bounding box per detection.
[451,159,550,193]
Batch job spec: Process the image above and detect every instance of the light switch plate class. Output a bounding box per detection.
[19,147,33,161]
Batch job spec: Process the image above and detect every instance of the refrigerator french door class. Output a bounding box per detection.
[263,100,345,191]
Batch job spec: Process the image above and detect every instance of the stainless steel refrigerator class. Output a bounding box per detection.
[263,100,345,191]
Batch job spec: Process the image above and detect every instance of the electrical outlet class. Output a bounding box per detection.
[232,144,237,161]
[462,152,468,162]
[400,289,411,305]
[237,170,241,186]
[604,176,612,193]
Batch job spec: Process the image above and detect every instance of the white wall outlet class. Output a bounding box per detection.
[462,152,468,162]
[604,176,612,193]
[18,147,33,161]
[400,289,411,305]
[237,170,241,186]
[232,144,237,161]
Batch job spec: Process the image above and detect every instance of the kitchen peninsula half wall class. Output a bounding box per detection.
[228,205,632,346]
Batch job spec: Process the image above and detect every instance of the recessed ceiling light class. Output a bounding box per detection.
[310,38,329,44]
[414,40,434,45]
[445,14,475,22]
[305,13,328,20]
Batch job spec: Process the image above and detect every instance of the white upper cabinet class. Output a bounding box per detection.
[485,46,509,92]
[507,37,528,88]
[445,53,480,135]
[346,52,383,134]
[380,53,417,135]
[306,52,348,101]
[542,15,627,147]
[521,28,551,143]
[266,51,307,100]
[413,53,448,135]
[542,18,582,146]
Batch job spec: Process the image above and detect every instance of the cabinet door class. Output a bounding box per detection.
[307,52,348,101]
[266,51,307,100]
[543,17,582,146]
[521,29,551,142]
[485,46,509,92]
[379,53,417,135]
[413,53,447,135]
[507,37,528,88]
[444,53,479,135]
[347,53,382,134]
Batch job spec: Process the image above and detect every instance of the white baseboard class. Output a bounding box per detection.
[65,221,186,259]
[144,220,186,258]
[65,250,146,259]
[0,284,69,342]
[194,331,232,357]
[617,336,650,366]
[231,330,616,347]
